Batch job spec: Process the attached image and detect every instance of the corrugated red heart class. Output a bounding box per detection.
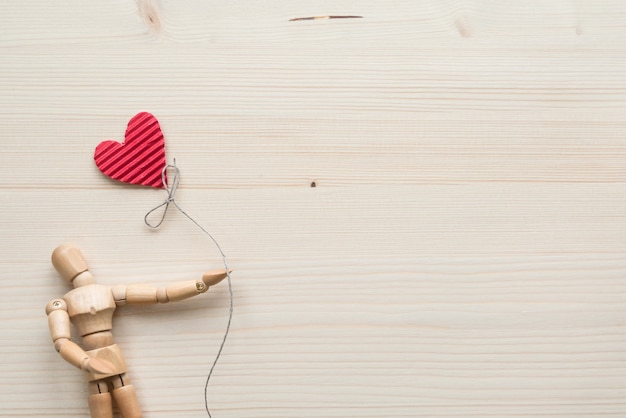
[94,112,167,188]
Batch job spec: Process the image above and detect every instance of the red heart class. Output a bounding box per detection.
[94,112,167,188]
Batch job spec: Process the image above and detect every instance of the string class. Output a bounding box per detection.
[145,160,233,418]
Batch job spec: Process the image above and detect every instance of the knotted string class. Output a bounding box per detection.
[145,160,233,418]
[144,161,181,229]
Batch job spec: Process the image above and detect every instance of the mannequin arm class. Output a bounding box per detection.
[45,299,115,374]
[112,268,229,305]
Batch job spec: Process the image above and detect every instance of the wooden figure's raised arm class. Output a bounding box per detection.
[112,269,230,306]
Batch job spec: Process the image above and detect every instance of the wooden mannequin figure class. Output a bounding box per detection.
[45,243,228,418]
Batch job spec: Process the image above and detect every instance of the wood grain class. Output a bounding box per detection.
[1,1,626,417]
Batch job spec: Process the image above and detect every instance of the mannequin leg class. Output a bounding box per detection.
[88,380,113,418]
[111,373,142,418]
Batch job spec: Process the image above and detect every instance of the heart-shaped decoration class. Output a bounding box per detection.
[94,112,167,188]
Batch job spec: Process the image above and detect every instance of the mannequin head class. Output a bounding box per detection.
[51,243,95,287]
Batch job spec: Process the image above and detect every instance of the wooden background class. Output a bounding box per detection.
[1,1,626,416]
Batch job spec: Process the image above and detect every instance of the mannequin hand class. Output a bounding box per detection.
[202,269,231,287]
[82,357,117,375]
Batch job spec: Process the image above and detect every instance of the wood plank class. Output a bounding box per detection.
[1,1,626,417]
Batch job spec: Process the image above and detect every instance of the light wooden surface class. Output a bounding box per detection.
[2,1,626,417]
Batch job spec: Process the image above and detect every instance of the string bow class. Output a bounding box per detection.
[144,160,182,228]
